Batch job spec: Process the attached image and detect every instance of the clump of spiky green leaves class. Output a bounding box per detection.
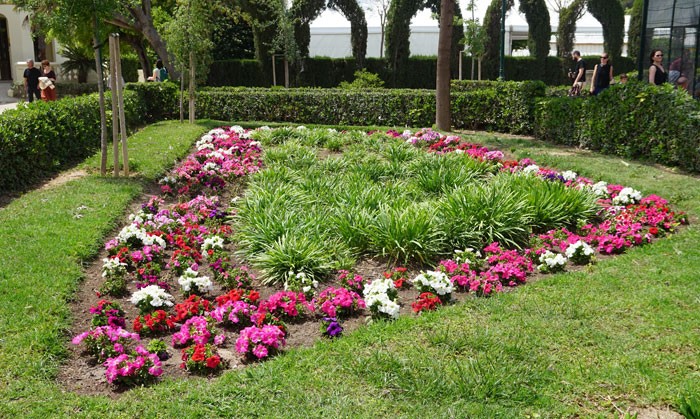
[233,128,602,285]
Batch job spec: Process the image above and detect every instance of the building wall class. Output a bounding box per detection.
[0,5,67,83]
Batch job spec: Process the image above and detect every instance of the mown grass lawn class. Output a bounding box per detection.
[0,121,698,418]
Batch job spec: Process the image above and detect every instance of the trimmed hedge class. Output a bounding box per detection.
[124,82,179,123]
[207,56,580,88]
[0,89,148,192]
[196,81,545,134]
[534,81,700,172]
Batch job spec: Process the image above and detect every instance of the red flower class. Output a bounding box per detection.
[649,227,659,235]
[206,356,221,369]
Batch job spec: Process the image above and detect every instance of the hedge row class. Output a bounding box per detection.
[205,56,623,88]
[534,81,700,172]
[0,83,179,192]
[196,81,545,134]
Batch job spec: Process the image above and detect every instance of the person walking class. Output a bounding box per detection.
[570,51,586,96]
[39,60,57,101]
[590,53,613,95]
[23,59,41,103]
[648,49,668,85]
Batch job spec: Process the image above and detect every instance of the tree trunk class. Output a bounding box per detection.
[435,0,454,131]
[121,33,151,80]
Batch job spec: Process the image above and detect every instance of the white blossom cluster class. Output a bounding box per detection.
[565,240,595,262]
[102,257,127,279]
[116,224,167,248]
[202,235,225,254]
[612,187,642,205]
[411,270,454,296]
[589,181,609,198]
[537,251,568,272]
[363,278,400,320]
[284,271,318,296]
[130,285,174,310]
[178,268,214,294]
[561,170,578,181]
[521,164,540,175]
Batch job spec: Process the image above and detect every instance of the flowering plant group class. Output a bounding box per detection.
[90,300,126,328]
[320,317,343,338]
[180,343,224,373]
[235,325,286,360]
[259,291,315,321]
[411,270,454,301]
[129,285,175,314]
[362,277,401,320]
[537,251,568,273]
[72,326,141,362]
[172,315,224,347]
[411,292,443,313]
[104,345,163,385]
[133,310,175,335]
[565,240,595,265]
[315,287,365,318]
[177,267,214,296]
[337,270,364,293]
[284,270,319,299]
[171,295,213,323]
[383,266,410,289]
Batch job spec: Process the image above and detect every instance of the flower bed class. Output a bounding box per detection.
[69,126,687,389]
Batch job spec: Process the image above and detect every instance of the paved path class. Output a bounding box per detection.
[0,82,20,113]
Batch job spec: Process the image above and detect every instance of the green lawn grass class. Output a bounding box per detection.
[0,123,698,418]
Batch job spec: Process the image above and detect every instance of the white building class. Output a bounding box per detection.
[0,4,67,83]
[309,7,630,59]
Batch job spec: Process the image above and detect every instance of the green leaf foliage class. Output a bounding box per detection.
[534,81,700,172]
[0,90,145,193]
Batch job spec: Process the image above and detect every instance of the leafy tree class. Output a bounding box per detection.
[165,0,213,121]
[482,0,513,78]
[462,0,486,80]
[627,0,642,63]
[548,0,585,58]
[587,0,625,61]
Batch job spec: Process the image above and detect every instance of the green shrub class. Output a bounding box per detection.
[196,82,543,135]
[124,82,178,122]
[535,81,700,172]
[0,90,146,192]
[339,70,385,89]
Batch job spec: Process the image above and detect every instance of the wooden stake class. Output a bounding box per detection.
[114,36,128,175]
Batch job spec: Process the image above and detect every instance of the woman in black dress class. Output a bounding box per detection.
[648,49,668,85]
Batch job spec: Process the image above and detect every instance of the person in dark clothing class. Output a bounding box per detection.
[648,49,668,85]
[590,53,613,95]
[23,59,41,103]
[571,50,586,95]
